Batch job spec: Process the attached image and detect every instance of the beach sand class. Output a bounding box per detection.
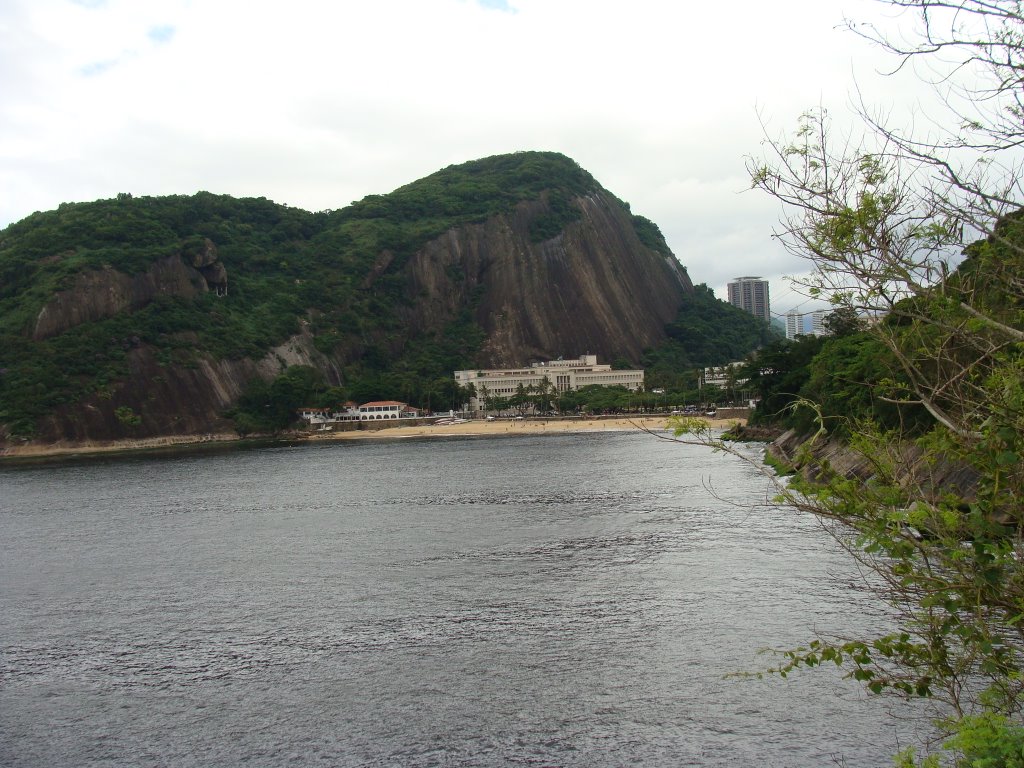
[306,415,744,441]
[0,416,746,460]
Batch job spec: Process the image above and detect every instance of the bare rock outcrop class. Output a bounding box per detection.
[768,428,980,500]
[32,239,228,340]
[28,325,338,445]
[403,191,691,366]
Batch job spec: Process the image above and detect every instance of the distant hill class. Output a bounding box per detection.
[0,151,772,446]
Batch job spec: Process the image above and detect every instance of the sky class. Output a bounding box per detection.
[0,0,936,316]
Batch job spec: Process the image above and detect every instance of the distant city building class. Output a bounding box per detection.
[454,354,643,413]
[702,361,748,388]
[863,311,887,327]
[785,311,802,340]
[783,309,833,339]
[810,310,829,337]
[727,276,771,322]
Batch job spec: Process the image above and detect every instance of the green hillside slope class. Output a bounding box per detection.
[0,151,770,442]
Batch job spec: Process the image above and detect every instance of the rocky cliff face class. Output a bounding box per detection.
[402,191,692,366]
[30,324,335,445]
[32,239,227,340]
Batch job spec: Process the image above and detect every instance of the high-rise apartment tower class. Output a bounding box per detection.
[727,276,771,322]
[785,311,802,339]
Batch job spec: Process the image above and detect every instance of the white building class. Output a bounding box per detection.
[299,401,421,424]
[702,362,748,388]
[784,309,832,339]
[810,310,829,337]
[332,402,361,421]
[785,311,802,340]
[454,354,644,412]
[357,401,420,420]
[299,407,331,424]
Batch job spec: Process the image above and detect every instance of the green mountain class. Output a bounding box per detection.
[0,151,771,446]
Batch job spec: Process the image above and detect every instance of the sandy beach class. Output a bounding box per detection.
[0,415,746,460]
[304,415,744,441]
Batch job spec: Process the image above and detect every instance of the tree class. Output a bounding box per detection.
[229,365,325,435]
[533,376,556,414]
[427,376,459,413]
[734,2,1024,763]
[821,306,864,338]
[845,1,1024,244]
[457,382,476,413]
[743,335,822,424]
[555,389,582,414]
[511,383,531,416]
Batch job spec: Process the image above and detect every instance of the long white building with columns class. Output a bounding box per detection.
[454,354,643,411]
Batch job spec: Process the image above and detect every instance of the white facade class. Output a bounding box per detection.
[454,355,644,412]
[785,311,802,339]
[333,402,361,421]
[299,407,331,424]
[299,401,420,424]
[810,310,829,337]
[702,361,748,388]
[783,309,832,339]
[358,401,420,420]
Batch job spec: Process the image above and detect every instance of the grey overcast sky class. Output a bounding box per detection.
[0,0,933,315]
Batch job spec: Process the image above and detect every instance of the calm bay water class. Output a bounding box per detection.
[1,432,919,767]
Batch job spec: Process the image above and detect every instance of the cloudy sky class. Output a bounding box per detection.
[1,0,933,315]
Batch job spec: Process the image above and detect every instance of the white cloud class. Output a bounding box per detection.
[0,0,940,314]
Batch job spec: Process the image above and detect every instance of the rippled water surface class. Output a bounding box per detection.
[1,432,918,766]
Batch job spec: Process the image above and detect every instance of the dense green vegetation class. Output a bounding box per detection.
[0,151,767,438]
[227,365,327,436]
[735,4,1024,762]
[743,313,930,436]
[643,284,777,392]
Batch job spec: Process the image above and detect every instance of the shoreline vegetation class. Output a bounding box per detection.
[0,415,748,462]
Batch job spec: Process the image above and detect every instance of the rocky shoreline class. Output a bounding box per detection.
[765,427,979,500]
[0,432,243,461]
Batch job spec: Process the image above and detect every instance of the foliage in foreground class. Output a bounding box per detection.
[689,2,1024,764]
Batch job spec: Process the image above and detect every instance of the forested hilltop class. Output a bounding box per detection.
[0,151,770,446]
